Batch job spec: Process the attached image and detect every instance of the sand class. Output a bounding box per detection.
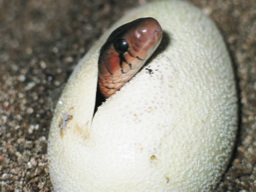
[0,0,255,191]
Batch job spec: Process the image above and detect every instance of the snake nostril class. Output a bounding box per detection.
[153,29,161,36]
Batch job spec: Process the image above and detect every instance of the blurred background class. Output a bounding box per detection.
[0,0,255,191]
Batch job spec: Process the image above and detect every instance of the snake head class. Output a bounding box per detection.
[98,17,163,98]
[125,17,163,61]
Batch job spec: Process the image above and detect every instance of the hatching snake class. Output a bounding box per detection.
[98,17,163,98]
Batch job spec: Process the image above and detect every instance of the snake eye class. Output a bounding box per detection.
[114,38,129,53]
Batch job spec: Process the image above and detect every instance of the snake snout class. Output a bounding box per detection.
[147,17,163,39]
[134,17,163,44]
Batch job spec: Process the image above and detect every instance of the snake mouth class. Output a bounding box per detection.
[136,56,144,61]
[126,49,145,61]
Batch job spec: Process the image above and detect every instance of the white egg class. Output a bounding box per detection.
[48,0,238,191]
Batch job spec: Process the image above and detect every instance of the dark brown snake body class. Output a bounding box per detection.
[98,17,163,98]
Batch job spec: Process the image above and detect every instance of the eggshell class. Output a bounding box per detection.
[48,0,237,191]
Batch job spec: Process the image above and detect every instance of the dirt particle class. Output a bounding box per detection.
[59,113,73,138]
[74,122,91,140]
[165,176,170,183]
[150,154,157,161]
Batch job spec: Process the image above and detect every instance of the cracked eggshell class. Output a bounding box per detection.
[48,0,238,191]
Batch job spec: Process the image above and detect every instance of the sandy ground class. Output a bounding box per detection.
[0,0,255,191]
